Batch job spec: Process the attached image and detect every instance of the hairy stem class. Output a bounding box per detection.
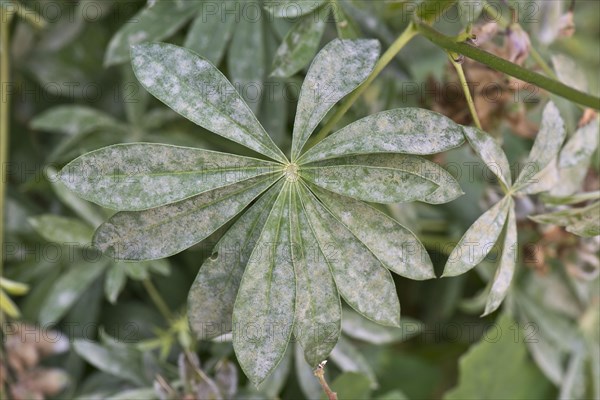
[450,56,482,130]
[314,361,337,400]
[311,22,418,143]
[142,278,173,322]
[414,20,600,110]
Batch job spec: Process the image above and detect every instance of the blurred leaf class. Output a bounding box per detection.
[530,202,600,237]
[332,1,361,39]
[104,263,127,304]
[291,38,380,160]
[184,4,236,65]
[271,14,326,78]
[264,0,328,17]
[330,336,378,389]
[325,372,372,400]
[295,343,324,399]
[40,261,108,325]
[28,215,94,246]
[30,105,124,136]
[341,308,423,345]
[444,314,552,399]
[104,0,199,66]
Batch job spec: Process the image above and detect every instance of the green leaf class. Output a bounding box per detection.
[270,14,326,78]
[291,185,341,367]
[444,314,552,400]
[28,215,94,246]
[104,0,199,66]
[483,205,517,316]
[93,175,280,260]
[542,191,600,206]
[131,43,287,163]
[326,372,372,400]
[40,261,108,325]
[228,16,265,113]
[290,39,380,160]
[184,6,236,65]
[530,202,600,237]
[264,0,328,17]
[462,126,512,189]
[330,336,378,389]
[341,308,423,345]
[301,154,439,203]
[60,143,281,211]
[443,196,511,277]
[104,263,127,304]
[295,343,324,399]
[232,183,295,386]
[188,180,284,340]
[332,1,361,39]
[457,0,484,25]
[299,108,465,164]
[30,105,123,136]
[299,184,400,327]
[73,339,148,386]
[310,185,435,280]
[515,101,566,192]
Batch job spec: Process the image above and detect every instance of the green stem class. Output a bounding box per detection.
[450,56,482,130]
[0,9,12,288]
[9,0,47,29]
[142,278,173,322]
[529,47,558,79]
[311,22,418,143]
[414,20,600,110]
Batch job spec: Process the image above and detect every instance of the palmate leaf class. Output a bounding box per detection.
[462,126,512,189]
[61,38,473,386]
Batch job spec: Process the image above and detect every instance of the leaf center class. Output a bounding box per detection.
[284,163,299,182]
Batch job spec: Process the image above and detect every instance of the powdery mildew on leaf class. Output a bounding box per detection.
[515,101,566,190]
[60,143,281,211]
[483,202,517,316]
[291,39,380,160]
[462,126,512,189]
[187,180,284,340]
[443,196,511,277]
[131,43,287,163]
[290,186,341,367]
[232,183,295,386]
[310,186,435,280]
[301,154,439,203]
[299,108,465,164]
[271,15,326,79]
[93,175,279,260]
[104,1,199,66]
[298,184,400,327]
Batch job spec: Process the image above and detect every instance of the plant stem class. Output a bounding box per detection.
[142,278,173,322]
[9,0,46,29]
[414,20,600,110]
[529,47,558,79]
[311,22,418,143]
[450,56,482,130]
[0,8,13,287]
[314,361,337,400]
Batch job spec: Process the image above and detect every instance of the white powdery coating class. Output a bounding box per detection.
[93,176,277,260]
[300,108,465,164]
[291,39,381,160]
[233,185,295,385]
[60,143,280,211]
[312,186,435,280]
[299,185,400,327]
[131,43,285,163]
[463,126,512,188]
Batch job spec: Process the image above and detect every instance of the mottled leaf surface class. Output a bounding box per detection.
[232,184,295,386]
[443,196,511,277]
[131,43,287,163]
[515,101,566,191]
[463,126,512,188]
[301,154,439,203]
[291,39,380,160]
[299,184,400,327]
[188,181,283,340]
[291,186,341,367]
[483,204,517,316]
[60,143,281,211]
[530,202,600,237]
[299,108,465,164]
[310,185,435,280]
[93,175,279,260]
[264,0,328,17]
[271,15,326,78]
[104,1,199,66]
